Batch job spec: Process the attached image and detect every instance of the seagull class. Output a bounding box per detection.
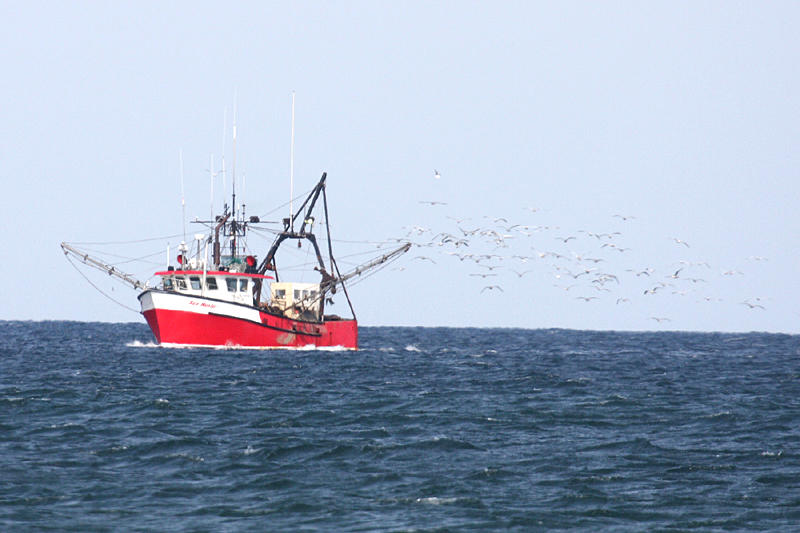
[741,300,765,310]
[680,260,710,268]
[575,296,599,302]
[481,285,503,293]
[555,284,579,291]
[672,237,690,247]
[570,268,597,279]
[470,273,497,278]
[412,256,436,263]
[668,268,683,280]
[722,269,743,276]
[592,273,618,285]
[511,270,534,278]
[650,317,671,323]
[404,225,430,235]
[434,169,441,179]
[616,298,630,304]
[419,200,447,206]
[432,231,457,241]
[613,214,636,221]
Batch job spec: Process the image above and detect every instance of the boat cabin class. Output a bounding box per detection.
[155,269,272,306]
[269,281,322,320]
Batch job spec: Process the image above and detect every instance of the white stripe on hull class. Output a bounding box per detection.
[139,290,262,323]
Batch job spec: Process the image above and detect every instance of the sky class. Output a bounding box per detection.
[2,1,798,333]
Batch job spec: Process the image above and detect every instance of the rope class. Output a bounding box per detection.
[256,186,315,218]
[73,247,165,266]
[268,243,405,273]
[247,226,283,239]
[336,250,405,289]
[64,254,142,314]
[65,233,184,246]
[330,237,398,245]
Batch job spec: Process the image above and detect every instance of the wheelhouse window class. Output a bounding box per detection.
[176,277,187,290]
[190,276,202,290]
[206,277,218,290]
[163,278,174,290]
[239,279,249,292]
[226,278,237,292]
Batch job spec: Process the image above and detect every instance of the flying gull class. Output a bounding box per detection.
[481,285,504,293]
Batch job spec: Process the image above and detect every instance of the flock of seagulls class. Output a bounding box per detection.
[380,168,771,327]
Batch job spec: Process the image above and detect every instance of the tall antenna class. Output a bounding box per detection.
[209,154,215,220]
[289,91,296,231]
[232,96,238,222]
[221,107,227,205]
[180,149,186,244]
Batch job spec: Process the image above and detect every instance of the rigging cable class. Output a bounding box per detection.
[323,186,356,320]
[65,247,166,266]
[256,186,315,219]
[64,254,141,315]
[334,249,406,290]
[66,233,185,246]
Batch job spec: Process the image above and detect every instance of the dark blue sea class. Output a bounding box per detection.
[2,321,799,531]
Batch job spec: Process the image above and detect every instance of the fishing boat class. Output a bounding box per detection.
[61,171,410,349]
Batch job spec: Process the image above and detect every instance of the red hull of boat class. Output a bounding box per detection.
[142,306,357,349]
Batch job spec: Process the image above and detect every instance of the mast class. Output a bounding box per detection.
[289,91,295,232]
[232,97,237,223]
[253,172,328,303]
[231,99,238,258]
[221,107,227,210]
[212,213,229,267]
[180,149,186,246]
[202,102,253,268]
[258,172,329,275]
[209,154,215,221]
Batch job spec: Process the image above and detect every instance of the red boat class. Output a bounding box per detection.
[62,172,409,350]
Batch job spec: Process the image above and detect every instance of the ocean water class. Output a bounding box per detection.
[1,321,799,531]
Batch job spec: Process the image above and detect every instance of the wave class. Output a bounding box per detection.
[125,340,160,348]
[128,340,352,351]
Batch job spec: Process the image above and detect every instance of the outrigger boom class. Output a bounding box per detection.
[61,242,148,291]
[335,242,412,285]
